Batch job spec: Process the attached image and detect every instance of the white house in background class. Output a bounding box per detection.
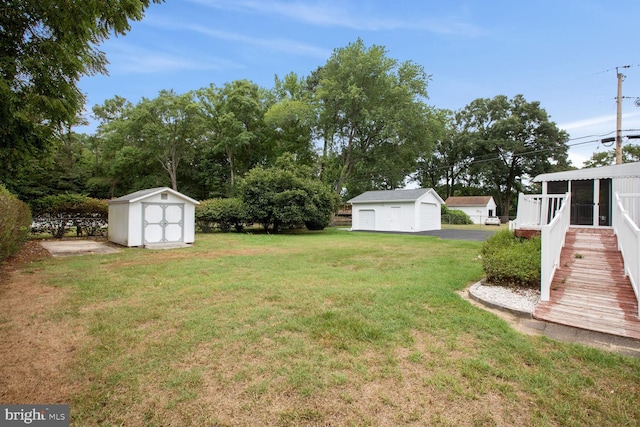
[348,188,444,232]
[108,187,199,247]
[444,196,497,224]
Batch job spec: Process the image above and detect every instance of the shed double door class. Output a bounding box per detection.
[142,203,184,244]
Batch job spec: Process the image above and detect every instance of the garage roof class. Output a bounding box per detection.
[348,188,444,204]
[533,162,640,182]
[445,196,494,207]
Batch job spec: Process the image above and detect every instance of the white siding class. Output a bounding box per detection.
[455,206,484,224]
[614,177,640,194]
[108,204,129,246]
[183,203,196,244]
[128,202,143,247]
[350,190,442,232]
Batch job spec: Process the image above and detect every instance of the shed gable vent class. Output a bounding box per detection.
[161,193,168,200]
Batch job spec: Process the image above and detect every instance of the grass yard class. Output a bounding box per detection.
[1,229,640,426]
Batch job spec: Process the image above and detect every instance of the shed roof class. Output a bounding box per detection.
[534,162,640,182]
[348,188,444,204]
[444,196,494,207]
[108,187,200,205]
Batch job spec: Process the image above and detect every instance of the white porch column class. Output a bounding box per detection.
[593,179,600,226]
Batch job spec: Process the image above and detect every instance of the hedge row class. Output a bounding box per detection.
[196,198,247,233]
[480,230,541,288]
[441,205,474,225]
[30,194,108,238]
[0,185,32,262]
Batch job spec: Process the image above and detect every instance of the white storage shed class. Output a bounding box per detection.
[348,188,444,232]
[108,187,199,247]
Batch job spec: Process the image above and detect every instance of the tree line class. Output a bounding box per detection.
[2,1,575,218]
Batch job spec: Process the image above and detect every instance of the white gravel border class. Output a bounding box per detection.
[468,281,540,316]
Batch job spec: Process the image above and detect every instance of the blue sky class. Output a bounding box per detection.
[78,0,640,167]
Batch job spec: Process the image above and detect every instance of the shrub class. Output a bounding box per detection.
[237,156,339,233]
[196,198,248,233]
[30,194,108,238]
[0,185,32,262]
[480,230,541,288]
[441,205,473,225]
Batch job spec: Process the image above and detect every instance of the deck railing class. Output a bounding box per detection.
[511,193,568,229]
[613,193,640,316]
[539,193,571,301]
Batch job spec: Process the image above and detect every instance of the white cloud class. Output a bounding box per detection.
[560,111,640,168]
[187,0,485,36]
[184,24,332,58]
[558,111,640,137]
[144,17,331,59]
[104,43,241,75]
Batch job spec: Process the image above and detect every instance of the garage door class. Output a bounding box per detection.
[419,203,437,230]
[142,203,184,244]
[359,209,376,230]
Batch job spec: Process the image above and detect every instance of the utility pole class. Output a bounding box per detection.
[615,65,631,165]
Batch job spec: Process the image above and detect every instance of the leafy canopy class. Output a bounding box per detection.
[0,0,163,178]
[315,38,436,197]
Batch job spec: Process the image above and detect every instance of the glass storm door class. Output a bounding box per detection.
[570,180,594,226]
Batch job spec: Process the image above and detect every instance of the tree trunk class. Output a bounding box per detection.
[227,148,235,188]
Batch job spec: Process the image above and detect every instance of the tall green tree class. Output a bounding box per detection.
[457,95,569,217]
[130,90,202,191]
[90,96,156,197]
[0,0,163,186]
[264,72,317,166]
[415,109,474,198]
[197,80,266,190]
[315,39,435,197]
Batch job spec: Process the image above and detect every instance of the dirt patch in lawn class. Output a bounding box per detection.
[0,241,83,404]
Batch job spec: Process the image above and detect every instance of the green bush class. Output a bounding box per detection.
[441,205,474,224]
[30,194,108,238]
[237,155,339,233]
[195,198,247,233]
[0,185,32,262]
[480,230,541,288]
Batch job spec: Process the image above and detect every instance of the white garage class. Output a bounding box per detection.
[348,188,444,232]
[444,196,497,224]
[108,187,199,247]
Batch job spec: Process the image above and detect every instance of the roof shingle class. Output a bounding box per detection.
[445,196,493,207]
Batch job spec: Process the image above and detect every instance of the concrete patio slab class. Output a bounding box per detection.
[40,240,121,257]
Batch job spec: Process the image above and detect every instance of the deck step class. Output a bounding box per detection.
[534,228,640,339]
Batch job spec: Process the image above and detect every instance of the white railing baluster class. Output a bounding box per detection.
[613,193,640,317]
[540,193,571,301]
[514,193,569,228]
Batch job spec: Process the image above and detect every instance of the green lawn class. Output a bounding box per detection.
[7,229,640,426]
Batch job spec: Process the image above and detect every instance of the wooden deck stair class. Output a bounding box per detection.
[533,228,640,339]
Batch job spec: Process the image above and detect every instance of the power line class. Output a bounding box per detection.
[418,129,640,174]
